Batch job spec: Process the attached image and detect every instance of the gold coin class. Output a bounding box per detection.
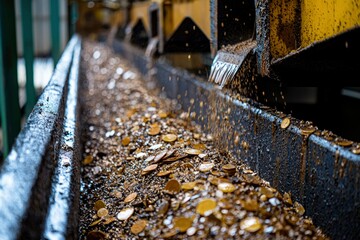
[240,217,262,232]
[121,136,131,146]
[157,200,169,215]
[158,110,168,118]
[103,216,116,225]
[336,139,353,147]
[301,127,316,136]
[210,170,221,176]
[192,143,206,150]
[124,192,137,203]
[162,134,177,143]
[164,179,181,194]
[352,147,360,155]
[294,201,305,216]
[97,208,108,218]
[184,148,202,155]
[126,108,137,118]
[83,155,93,165]
[131,219,148,234]
[149,124,161,136]
[196,198,217,216]
[259,186,274,198]
[157,170,173,177]
[241,199,259,211]
[218,182,236,193]
[283,192,293,205]
[208,176,220,185]
[89,219,102,227]
[94,200,106,210]
[222,164,236,174]
[181,182,197,190]
[173,216,193,232]
[281,117,291,129]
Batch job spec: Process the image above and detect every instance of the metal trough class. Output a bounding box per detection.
[0,36,359,240]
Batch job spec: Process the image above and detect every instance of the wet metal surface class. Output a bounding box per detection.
[43,39,82,240]
[113,40,360,240]
[0,36,81,240]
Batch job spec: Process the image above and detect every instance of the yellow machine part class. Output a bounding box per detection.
[170,0,210,40]
[270,0,360,60]
[301,0,360,46]
[110,9,126,28]
[129,1,153,34]
[76,1,105,36]
[269,0,299,60]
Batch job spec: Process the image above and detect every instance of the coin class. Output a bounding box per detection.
[196,198,217,216]
[218,182,236,193]
[199,162,214,172]
[173,216,193,232]
[164,179,181,194]
[124,192,137,203]
[240,217,262,232]
[162,134,177,143]
[281,118,290,129]
[94,200,106,210]
[131,219,148,234]
[117,207,134,220]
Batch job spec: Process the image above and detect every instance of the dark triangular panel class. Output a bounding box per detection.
[130,19,149,49]
[165,17,210,52]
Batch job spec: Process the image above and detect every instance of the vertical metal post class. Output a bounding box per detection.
[20,0,36,118]
[67,0,73,38]
[0,17,7,158]
[0,1,21,157]
[68,0,78,38]
[50,0,61,65]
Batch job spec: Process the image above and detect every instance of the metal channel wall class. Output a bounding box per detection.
[0,36,81,240]
[113,41,360,240]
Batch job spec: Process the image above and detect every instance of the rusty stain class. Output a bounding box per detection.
[299,136,308,199]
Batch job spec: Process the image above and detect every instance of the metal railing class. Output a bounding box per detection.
[0,0,78,158]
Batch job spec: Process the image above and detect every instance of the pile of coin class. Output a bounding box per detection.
[79,41,328,240]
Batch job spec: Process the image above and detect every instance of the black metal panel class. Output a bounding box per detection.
[130,19,149,49]
[210,0,255,54]
[112,41,360,240]
[271,27,360,86]
[164,17,210,53]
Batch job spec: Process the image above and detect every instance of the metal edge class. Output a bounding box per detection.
[43,37,82,240]
[0,36,78,240]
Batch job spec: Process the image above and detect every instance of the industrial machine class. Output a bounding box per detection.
[0,0,359,239]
